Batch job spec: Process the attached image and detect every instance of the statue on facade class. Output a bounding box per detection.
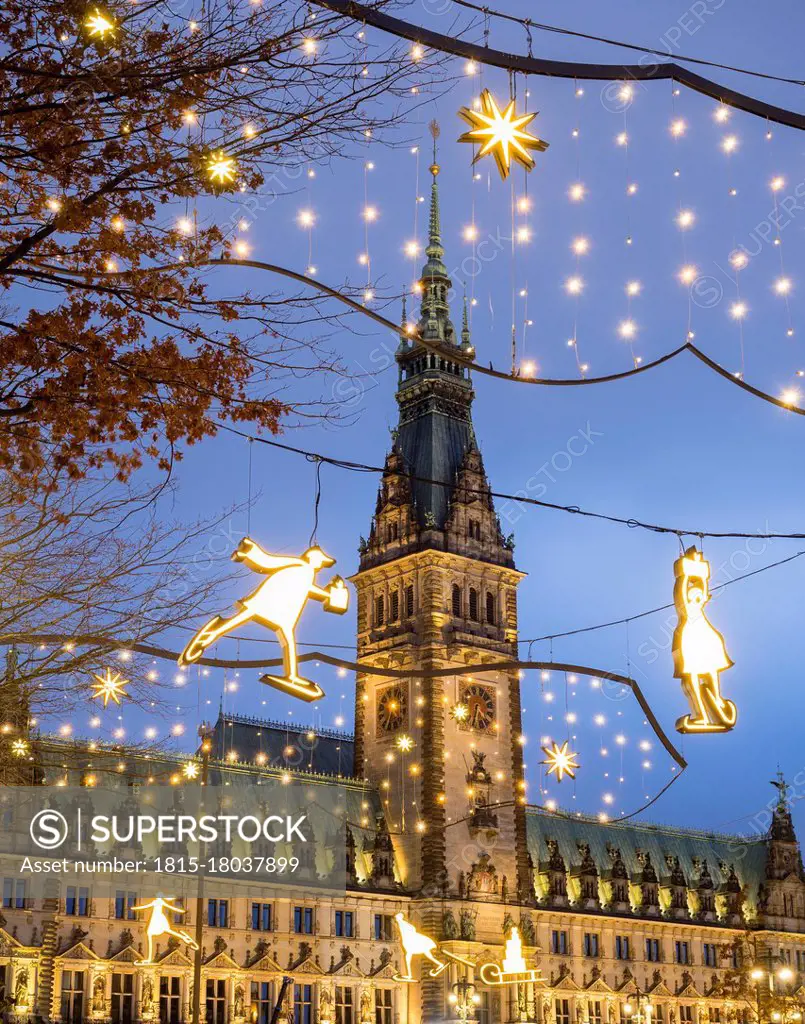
[14,970,30,1012]
[442,910,459,940]
[234,985,245,1018]
[360,991,372,1024]
[519,914,536,946]
[92,976,106,1014]
[459,909,476,942]
[141,979,154,1016]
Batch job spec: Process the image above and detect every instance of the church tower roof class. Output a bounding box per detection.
[359,124,514,572]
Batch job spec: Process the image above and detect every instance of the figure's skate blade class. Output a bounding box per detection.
[259,674,324,703]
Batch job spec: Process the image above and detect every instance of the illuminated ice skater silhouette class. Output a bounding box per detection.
[672,546,736,734]
[178,538,349,702]
[132,897,199,964]
[392,912,473,982]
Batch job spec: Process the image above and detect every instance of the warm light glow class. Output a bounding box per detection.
[626,280,641,297]
[11,739,28,757]
[730,250,749,270]
[730,301,747,320]
[182,761,200,780]
[177,217,193,236]
[670,118,687,137]
[571,236,589,256]
[84,8,116,39]
[516,226,531,243]
[132,898,199,964]
[775,277,792,296]
[673,546,736,734]
[780,388,800,407]
[463,224,478,242]
[233,239,250,258]
[516,196,531,213]
[411,43,424,60]
[618,84,633,102]
[616,131,628,146]
[679,265,698,285]
[298,208,315,228]
[619,319,637,340]
[721,134,738,153]
[568,182,586,202]
[90,668,129,708]
[206,151,237,190]
[393,914,459,983]
[451,703,469,722]
[363,205,378,222]
[771,175,786,192]
[179,538,348,704]
[676,209,695,229]
[404,240,420,258]
[302,37,318,54]
[714,105,730,123]
[396,734,414,753]
[541,740,580,782]
[565,276,584,296]
[458,88,549,180]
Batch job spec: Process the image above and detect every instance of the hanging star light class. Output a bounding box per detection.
[205,151,238,194]
[84,8,117,40]
[451,702,469,723]
[11,739,28,757]
[182,761,200,780]
[90,668,129,708]
[458,89,549,181]
[541,740,580,782]
[396,734,415,753]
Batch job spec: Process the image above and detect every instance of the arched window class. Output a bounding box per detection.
[451,584,462,617]
[375,595,384,626]
[405,585,414,617]
[486,592,495,625]
[389,590,399,622]
[469,588,479,621]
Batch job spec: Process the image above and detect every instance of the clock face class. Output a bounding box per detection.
[460,684,496,732]
[376,684,407,734]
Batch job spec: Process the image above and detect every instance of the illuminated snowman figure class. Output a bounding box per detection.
[132,897,199,964]
[672,547,736,734]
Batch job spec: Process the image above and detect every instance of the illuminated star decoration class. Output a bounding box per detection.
[205,151,238,194]
[182,761,200,780]
[396,734,415,753]
[541,740,580,782]
[90,668,129,708]
[451,702,469,723]
[458,89,549,181]
[84,8,116,40]
[11,739,28,757]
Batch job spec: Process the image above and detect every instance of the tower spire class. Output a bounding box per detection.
[426,119,442,254]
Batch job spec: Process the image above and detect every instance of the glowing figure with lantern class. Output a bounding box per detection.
[672,546,736,734]
[179,538,348,702]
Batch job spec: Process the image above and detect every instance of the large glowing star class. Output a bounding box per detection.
[392,913,473,983]
[541,740,579,782]
[480,927,545,987]
[179,538,348,702]
[90,668,129,708]
[132,898,199,964]
[458,89,549,180]
[672,546,736,733]
[205,151,238,193]
[84,8,116,40]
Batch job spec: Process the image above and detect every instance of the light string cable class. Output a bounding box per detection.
[48,258,805,414]
[309,0,805,130]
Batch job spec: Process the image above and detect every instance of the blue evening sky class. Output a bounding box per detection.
[62,0,805,841]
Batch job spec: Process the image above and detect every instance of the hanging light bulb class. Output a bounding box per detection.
[626,280,641,297]
[678,265,698,285]
[730,301,748,320]
[676,209,695,229]
[568,182,586,202]
[770,176,786,192]
[670,118,687,137]
[774,277,792,296]
[721,134,739,154]
[619,319,637,340]
[571,236,589,256]
[565,276,584,295]
[714,105,730,123]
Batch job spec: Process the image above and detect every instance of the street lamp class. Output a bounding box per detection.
[624,991,654,1024]
[449,977,481,1023]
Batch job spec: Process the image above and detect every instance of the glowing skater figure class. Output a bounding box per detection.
[672,546,736,734]
[131,897,199,964]
[178,538,348,702]
[392,913,473,982]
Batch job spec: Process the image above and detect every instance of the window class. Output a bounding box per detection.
[294,906,314,934]
[251,982,274,1024]
[2,878,25,909]
[468,519,481,540]
[551,930,568,955]
[556,999,571,1024]
[711,1010,721,1024]
[452,584,462,617]
[114,891,136,921]
[620,1006,632,1024]
[583,933,600,958]
[469,588,479,621]
[796,950,805,972]
[389,590,399,622]
[111,974,133,1024]
[61,971,85,1024]
[703,943,718,967]
[589,1002,603,1024]
[405,585,414,617]
[486,592,495,624]
[679,1007,694,1024]
[375,990,393,1024]
[207,899,228,928]
[615,935,631,960]
[335,911,354,937]
[335,986,354,1024]
[206,979,226,1024]
[294,984,314,1024]
[374,595,384,626]
[65,886,89,916]
[730,945,743,970]
[251,903,272,932]
[654,1006,665,1024]
[646,938,661,962]
[476,992,491,1024]
[160,978,181,1024]
[373,914,394,941]
[386,522,398,543]
[676,940,690,965]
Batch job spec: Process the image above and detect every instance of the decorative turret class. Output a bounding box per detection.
[757,772,805,928]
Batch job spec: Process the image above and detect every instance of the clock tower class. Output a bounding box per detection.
[351,149,530,1020]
